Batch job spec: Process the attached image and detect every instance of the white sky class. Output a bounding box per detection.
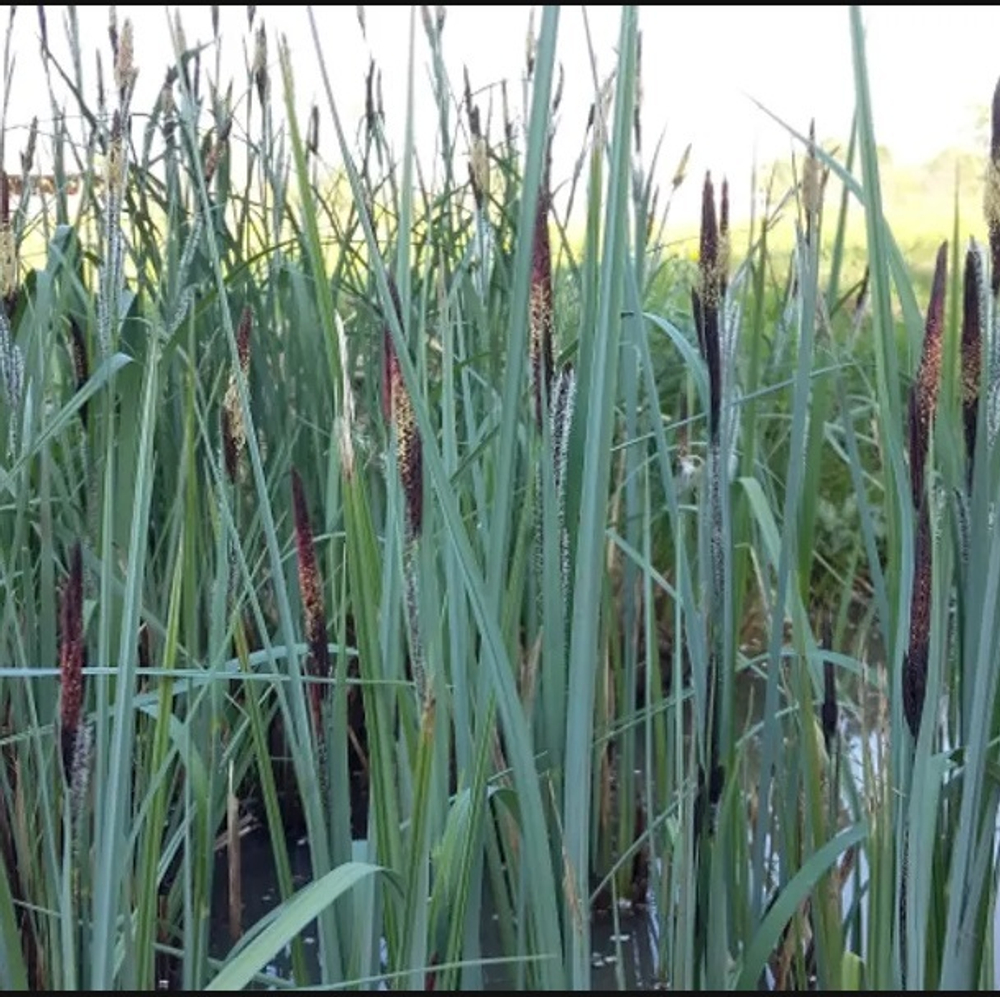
[4,6,999,225]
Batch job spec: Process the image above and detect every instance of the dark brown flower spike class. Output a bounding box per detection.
[552,63,565,118]
[291,468,329,740]
[907,242,947,511]
[365,59,377,138]
[529,143,554,430]
[97,50,107,116]
[395,367,423,539]
[203,118,232,186]
[903,504,932,738]
[822,660,838,751]
[381,279,423,538]
[465,69,488,211]
[902,243,947,740]
[854,266,870,321]
[464,67,480,140]
[21,117,38,176]
[692,172,722,444]
[221,408,238,484]
[690,174,731,839]
[961,243,983,481]
[821,617,838,752]
[253,25,268,105]
[236,304,252,378]
[59,543,86,784]
[307,104,320,158]
[987,76,1000,297]
[138,621,151,671]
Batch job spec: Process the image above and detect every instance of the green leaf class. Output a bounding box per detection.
[207,863,387,991]
[736,823,867,990]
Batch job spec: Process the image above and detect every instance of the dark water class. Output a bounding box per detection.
[209,829,658,989]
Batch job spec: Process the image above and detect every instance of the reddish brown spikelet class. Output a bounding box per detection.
[903,505,932,738]
[236,305,252,378]
[381,280,423,536]
[907,242,947,510]
[692,172,721,442]
[138,621,151,673]
[529,146,554,429]
[221,408,238,483]
[961,243,982,475]
[68,319,90,429]
[59,543,86,783]
[291,469,329,738]
[391,352,423,537]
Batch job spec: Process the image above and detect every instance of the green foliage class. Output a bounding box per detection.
[1,4,999,992]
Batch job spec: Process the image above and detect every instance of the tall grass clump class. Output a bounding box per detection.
[4,3,1000,992]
